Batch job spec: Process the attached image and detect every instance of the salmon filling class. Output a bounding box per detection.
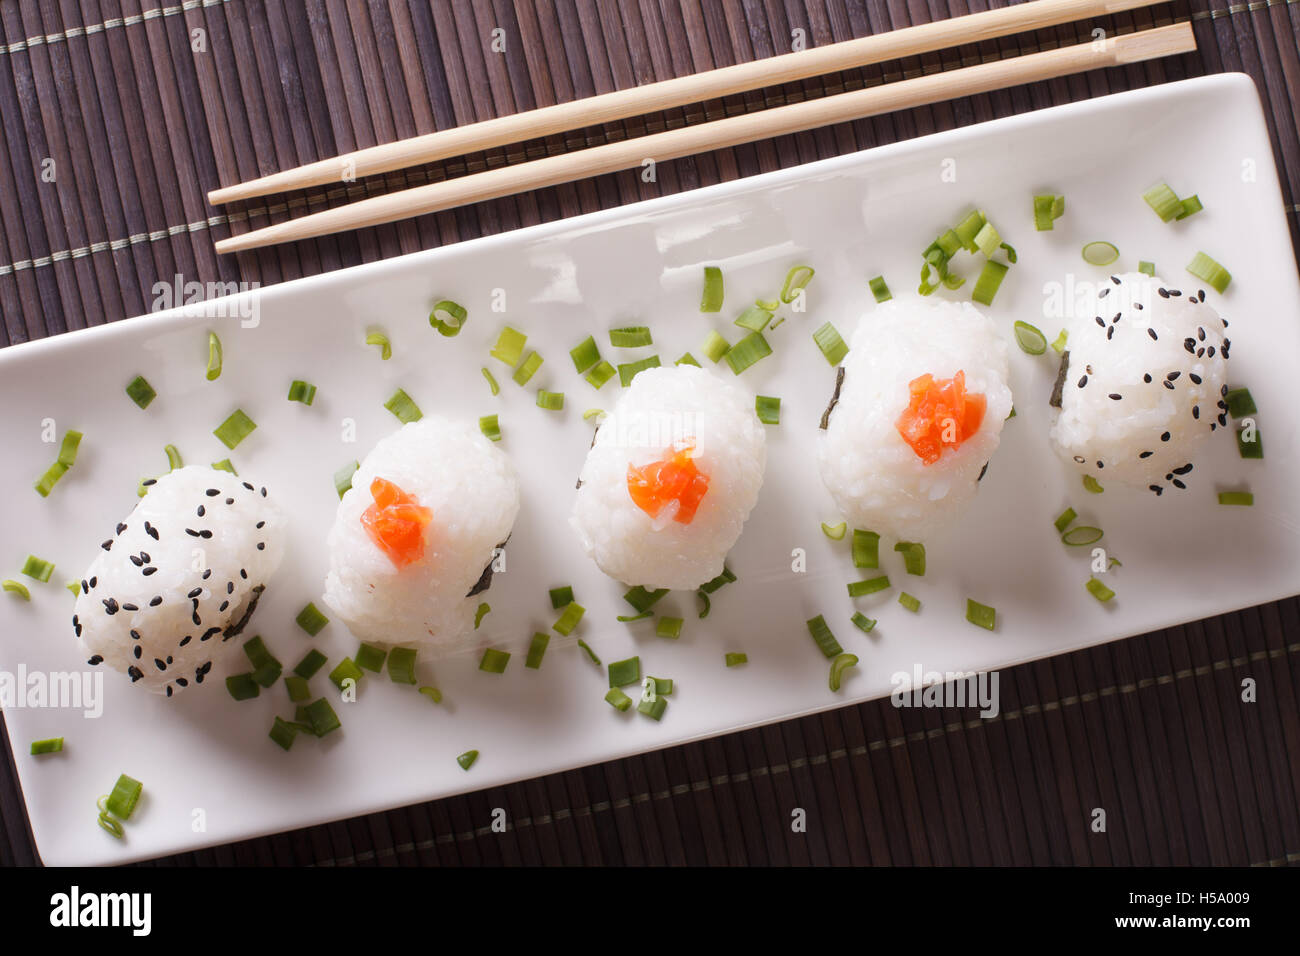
[361,478,433,567]
[627,441,710,525]
[895,370,986,465]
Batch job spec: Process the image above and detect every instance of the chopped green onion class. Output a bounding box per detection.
[608,656,641,688]
[699,566,736,594]
[755,395,781,425]
[552,601,586,635]
[387,647,417,684]
[850,612,876,634]
[806,615,843,659]
[65,580,78,596]
[295,602,329,636]
[898,592,921,612]
[1138,260,1156,277]
[365,329,392,360]
[701,330,731,363]
[213,409,257,449]
[334,460,359,499]
[941,272,966,291]
[609,326,653,348]
[479,648,510,674]
[952,210,985,250]
[582,408,605,424]
[734,305,772,332]
[479,414,502,442]
[106,774,143,820]
[701,266,724,312]
[605,688,633,711]
[1186,251,1231,293]
[821,521,847,540]
[21,556,54,583]
[1081,241,1120,266]
[675,352,701,367]
[293,649,328,679]
[1083,475,1104,494]
[812,322,848,366]
[1218,491,1253,506]
[617,611,652,623]
[724,652,748,667]
[1034,194,1064,231]
[125,375,156,409]
[966,599,996,631]
[1085,578,1115,603]
[474,602,490,629]
[243,635,283,687]
[637,696,667,721]
[34,462,68,497]
[491,326,527,365]
[481,367,500,396]
[429,299,468,336]
[696,590,711,618]
[656,616,683,640]
[648,676,673,696]
[3,580,31,600]
[1236,425,1262,459]
[525,632,550,670]
[623,586,669,613]
[284,675,310,702]
[755,298,780,311]
[212,458,237,474]
[780,264,814,303]
[226,673,260,701]
[1142,183,1182,222]
[536,389,565,410]
[1013,321,1047,355]
[852,529,880,569]
[304,697,341,736]
[971,260,1009,305]
[30,738,63,755]
[287,380,317,405]
[513,351,544,386]
[576,639,601,665]
[328,657,362,691]
[1050,329,1068,353]
[1000,242,1018,264]
[619,355,661,386]
[1175,194,1203,220]
[894,542,926,576]
[570,335,600,373]
[973,221,1001,258]
[205,332,223,381]
[384,388,423,424]
[419,686,443,703]
[57,430,82,467]
[585,359,617,389]
[1224,387,1256,418]
[549,586,574,609]
[848,576,890,597]
[269,717,298,751]
[164,443,183,470]
[828,653,858,691]
[355,642,387,673]
[1062,525,1104,546]
[97,811,124,838]
[1054,507,1076,533]
[869,275,892,302]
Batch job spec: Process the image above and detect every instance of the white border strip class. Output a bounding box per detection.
[0,0,228,57]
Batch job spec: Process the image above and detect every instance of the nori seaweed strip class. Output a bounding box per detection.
[467,535,511,597]
[820,366,846,430]
[221,585,264,642]
[576,423,600,490]
[1049,350,1070,409]
[978,462,989,482]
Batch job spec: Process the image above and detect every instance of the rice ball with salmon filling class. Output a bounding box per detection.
[73,466,286,696]
[323,416,520,651]
[1048,272,1229,494]
[818,298,1013,540]
[570,365,766,590]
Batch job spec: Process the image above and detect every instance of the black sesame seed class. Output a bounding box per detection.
[206,488,220,497]
[1166,473,1173,481]
[165,686,173,698]
[1163,381,1175,390]
[227,581,234,594]
[150,595,162,606]
[225,497,234,505]
[87,655,102,665]
[1161,432,1171,442]
[103,598,119,615]
[1107,326,1115,340]
[166,656,172,664]
[187,587,202,599]
[1099,287,1110,298]
[1168,289,1181,297]
[1143,373,1153,383]
[129,554,143,567]
[219,601,229,613]
[180,635,192,646]
[133,646,141,659]
[202,569,212,580]
[72,614,79,627]
[1173,464,1193,475]
[145,522,158,540]
[200,530,212,539]
[89,576,96,588]
[1073,455,1086,464]
[1189,373,1201,384]
[1109,393,1122,401]
[260,487,267,497]
[1172,479,1186,489]
[1211,423,1217,431]
[1096,461,1104,469]
[142,479,156,487]
[240,569,247,579]
[1166,371,1180,380]
[196,505,205,517]
[74,624,82,637]
[1197,347,1205,358]
[1158,288,1170,298]
[1199,290,1206,302]
[242,482,254,491]
[1139,451,1153,459]
[1111,275,1121,285]
[139,552,150,564]
[128,629,140,641]
[1095,316,1105,328]
[192,611,201,626]
[128,666,142,682]
[176,677,188,687]
[185,528,200,537]
[154,658,166,671]
[1221,384,1229,396]
[116,523,127,535]
[1150,485,1163,496]
[1135,303,1144,310]
[1218,413,1227,426]
[101,539,113,551]
[142,567,157,576]
[121,603,138,612]
[256,542,265,551]
[255,521,265,530]
[1197,327,1206,341]
[1078,375,1089,388]
[202,626,221,641]
[1184,338,1196,352]
[1113,312,1121,324]
[1207,346,1215,357]
[1192,406,1200,419]
[1148,329,1158,341]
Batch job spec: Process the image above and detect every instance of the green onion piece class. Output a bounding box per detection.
[481,367,500,397]
[850,612,876,634]
[971,260,1009,305]
[106,774,143,820]
[419,686,443,704]
[1050,329,1068,353]
[163,443,183,471]
[734,305,773,332]
[637,696,667,721]
[953,210,986,250]
[365,329,392,360]
[582,408,605,424]
[812,322,848,366]
[525,632,550,670]
[701,330,731,364]
[725,652,748,667]
[429,299,468,336]
[1054,507,1076,533]
[284,675,310,702]
[30,737,63,755]
[1142,183,1182,222]
[624,586,669,613]
[675,352,701,367]
[552,601,586,635]
[585,359,617,389]
[479,414,502,442]
[1236,425,1263,459]
[474,602,490,629]
[570,335,600,373]
[821,521,847,540]
[513,351,544,386]
[269,717,297,751]
[1224,387,1256,418]
[1062,525,1104,546]
[608,656,641,688]
[536,389,565,410]
[293,649,328,679]
[1175,194,1203,220]
[828,653,858,691]
[137,476,155,498]
[1013,321,1047,355]
[213,409,257,449]
[34,462,69,497]
[780,264,814,303]
[848,576,890,597]
[806,615,843,659]
[21,556,54,583]
[355,642,387,673]
[212,458,237,474]
[226,673,260,701]
[387,647,417,684]
[894,541,926,576]
[609,326,653,348]
[328,657,362,691]
[1081,241,1119,266]
[699,566,737,594]
[617,611,653,622]
[1083,475,1104,494]
[1187,251,1231,293]
[334,460,359,499]
[1000,242,1018,264]
[1218,491,1254,506]
[576,639,601,665]
[125,375,156,409]
[868,275,892,302]
[648,676,673,696]
[755,395,781,425]
[973,221,1001,258]
[97,811,124,838]
[1085,578,1115,603]
[287,380,317,405]
[479,648,510,674]
[1138,260,1156,277]
[1033,194,1063,231]
[491,326,527,365]
[898,592,921,612]
[966,599,996,631]
[549,586,575,609]
[384,388,423,424]
[205,331,223,381]
[3,579,31,600]
[701,266,724,312]
[295,602,329,636]
[852,529,880,569]
[656,616,683,640]
[57,430,82,467]
[304,697,341,736]
[696,590,711,618]
[243,635,282,687]
[65,580,78,596]
[605,688,633,711]
[619,355,661,386]
[941,272,966,291]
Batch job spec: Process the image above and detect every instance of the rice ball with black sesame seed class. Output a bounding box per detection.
[72,466,286,696]
[1048,273,1229,494]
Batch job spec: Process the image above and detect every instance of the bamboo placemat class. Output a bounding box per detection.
[0,0,1297,867]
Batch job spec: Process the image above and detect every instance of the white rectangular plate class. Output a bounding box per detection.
[2,74,1297,866]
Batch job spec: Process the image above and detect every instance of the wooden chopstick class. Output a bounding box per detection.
[215,22,1194,254]
[208,0,1168,206]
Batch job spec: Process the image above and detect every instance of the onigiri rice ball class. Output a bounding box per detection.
[1049,272,1230,493]
[323,416,520,651]
[570,364,766,590]
[73,466,286,695]
[817,298,1013,539]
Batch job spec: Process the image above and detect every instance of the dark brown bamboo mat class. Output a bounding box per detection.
[0,0,1298,867]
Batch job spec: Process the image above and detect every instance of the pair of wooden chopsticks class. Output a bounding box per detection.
[211,0,1193,254]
